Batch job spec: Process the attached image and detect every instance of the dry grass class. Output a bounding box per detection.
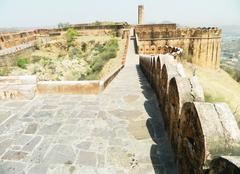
[183,63,240,125]
[75,35,113,43]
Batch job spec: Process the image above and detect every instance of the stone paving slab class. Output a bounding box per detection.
[0,32,177,173]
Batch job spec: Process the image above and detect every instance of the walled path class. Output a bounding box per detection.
[0,41,35,56]
[0,31,177,174]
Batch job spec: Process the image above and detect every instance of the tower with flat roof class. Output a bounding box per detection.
[138,5,144,25]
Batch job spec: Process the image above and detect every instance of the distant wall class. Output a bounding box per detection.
[0,23,130,50]
[135,24,221,69]
[139,54,240,174]
[0,31,36,49]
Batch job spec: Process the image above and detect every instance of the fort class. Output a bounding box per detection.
[0,5,239,174]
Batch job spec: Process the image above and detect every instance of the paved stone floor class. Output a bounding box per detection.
[0,33,177,173]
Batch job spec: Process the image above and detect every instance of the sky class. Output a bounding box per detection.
[0,0,239,28]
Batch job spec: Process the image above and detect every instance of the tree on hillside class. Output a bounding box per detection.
[66,28,78,49]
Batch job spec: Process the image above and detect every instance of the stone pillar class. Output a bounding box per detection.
[138,5,144,25]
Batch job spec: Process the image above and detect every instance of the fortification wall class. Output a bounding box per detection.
[0,31,36,49]
[136,25,222,69]
[0,23,129,50]
[139,54,240,174]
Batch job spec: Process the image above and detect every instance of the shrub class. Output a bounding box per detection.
[91,58,105,72]
[66,28,78,48]
[39,58,50,67]
[16,57,29,69]
[68,47,81,58]
[0,67,9,76]
[88,39,119,76]
[81,42,87,52]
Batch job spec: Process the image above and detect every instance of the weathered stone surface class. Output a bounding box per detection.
[128,120,150,140]
[28,137,52,163]
[167,76,204,153]
[109,109,143,120]
[44,145,75,164]
[76,142,91,150]
[0,139,13,156]
[0,110,11,124]
[24,123,38,134]
[78,151,97,166]
[0,161,26,174]
[28,164,48,174]
[123,95,139,103]
[14,134,33,146]
[2,150,28,161]
[107,146,130,168]
[38,123,61,135]
[22,136,41,152]
[178,102,240,174]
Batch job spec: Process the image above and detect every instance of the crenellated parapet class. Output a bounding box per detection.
[139,54,240,174]
[135,24,222,69]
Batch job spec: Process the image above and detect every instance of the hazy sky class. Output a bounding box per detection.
[0,0,239,28]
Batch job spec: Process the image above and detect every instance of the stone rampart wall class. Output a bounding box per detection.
[0,23,130,50]
[139,54,240,174]
[136,26,221,69]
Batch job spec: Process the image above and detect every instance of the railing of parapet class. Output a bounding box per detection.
[139,54,240,174]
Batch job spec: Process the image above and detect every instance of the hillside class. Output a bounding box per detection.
[183,63,240,126]
[0,30,125,80]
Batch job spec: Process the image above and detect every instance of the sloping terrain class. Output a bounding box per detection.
[183,63,240,126]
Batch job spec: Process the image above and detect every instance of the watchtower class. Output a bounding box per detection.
[138,5,144,25]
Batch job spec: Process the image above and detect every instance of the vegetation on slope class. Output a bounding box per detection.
[221,64,240,82]
[183,63,240,126]
[0,31,123,81]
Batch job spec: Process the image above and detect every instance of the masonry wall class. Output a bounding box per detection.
[135,25,221,69]
[139,54,240,174]
[0,23,130,50]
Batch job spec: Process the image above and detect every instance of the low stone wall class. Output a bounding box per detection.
[0,31,130,99]
[139,54,240,174]
[0,65,124,99]
[37,80,101,94]
[0,76,37,100]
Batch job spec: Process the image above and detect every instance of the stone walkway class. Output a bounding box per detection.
[0,32,177,174]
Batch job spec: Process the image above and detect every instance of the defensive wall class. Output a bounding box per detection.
[135,24,221,69]
[139,54,240,173]
[0,23,130,50]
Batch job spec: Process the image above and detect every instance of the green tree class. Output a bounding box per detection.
[16,57,29,69]
[66,28,78,48]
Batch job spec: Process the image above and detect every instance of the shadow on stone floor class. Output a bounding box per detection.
[135,65,177,174]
